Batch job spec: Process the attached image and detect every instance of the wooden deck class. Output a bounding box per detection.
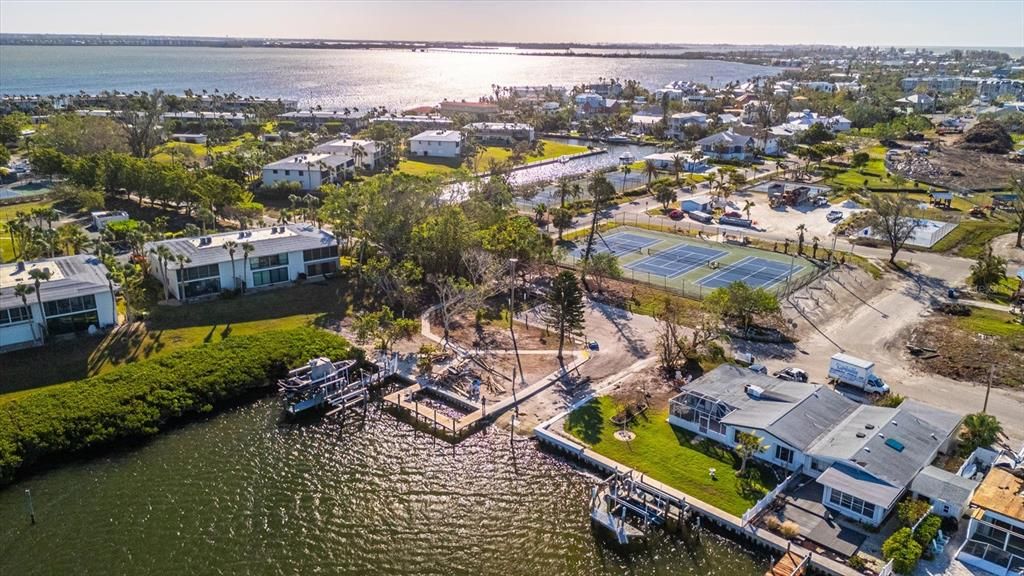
[765,550,806,576]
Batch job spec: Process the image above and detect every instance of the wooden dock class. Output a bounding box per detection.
[765,548,807,576]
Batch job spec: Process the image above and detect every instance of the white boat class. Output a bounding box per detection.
[605,134,631,144]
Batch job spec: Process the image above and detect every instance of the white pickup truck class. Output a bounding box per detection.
[828,353,890,394]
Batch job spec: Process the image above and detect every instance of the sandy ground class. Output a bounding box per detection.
[736,193,870,241]
[732,260,1024,447]
[991,232,1024,268]
[499,299,662,432]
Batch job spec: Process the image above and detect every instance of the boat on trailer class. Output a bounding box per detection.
[278,357,358,415]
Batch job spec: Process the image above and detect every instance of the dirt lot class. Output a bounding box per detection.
[445,311,556,351]
[905,313,1024,389]
[889,145,1018,191]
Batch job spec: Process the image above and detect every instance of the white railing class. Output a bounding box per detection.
[877,559,895,576]
[741,472,797,526]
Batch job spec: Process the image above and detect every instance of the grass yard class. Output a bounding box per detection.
[565,396,776,516]
[824,145,924,191]
[955,307,1024,339]
[0,198,55,262]
[398,139,588,177]
[0,277,368,400]
[930,217,1016,258]
[150,135,253,164]
[397,156,463,177]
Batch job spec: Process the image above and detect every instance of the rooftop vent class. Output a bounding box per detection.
[865,424,875,430]
[856,432,866,438]
[745,384,765,399]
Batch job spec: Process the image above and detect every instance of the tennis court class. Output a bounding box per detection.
[697,256,803,290]
[627,244,728,279]
[573,232,658,257]
[562,225,818,299]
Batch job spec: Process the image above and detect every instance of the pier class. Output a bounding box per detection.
[589,470,689,544]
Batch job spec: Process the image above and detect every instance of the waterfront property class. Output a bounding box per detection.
[277,109,371,131]
[695,129,755,161]
[144,224,337,300]
[956,466,1024,575]
[368,114,453,130]
[668,365,962,527]
[161,111,251,127]
[408,130,463,158]
[666,111,709,140]
[463,122,535,144]
[261,153,355,190]
[437,100,500,120]
[643,151,707,172]
[0,255,117,351]
[313,137,385,170]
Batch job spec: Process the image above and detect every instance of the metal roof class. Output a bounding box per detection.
[0,255,113,309]
[144,224,335,269]
[817,463,905,509]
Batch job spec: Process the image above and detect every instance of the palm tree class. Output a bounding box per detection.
[811,236,820,259]
[743,200,755,220]
[28,268,52,341]
[14,283,38,342]
[57,224,89,255]
[672,154,684,185]
[240,242,255,293]
[352,142,366,174]
[534,203,547,226]
[796,224,807,256]
[643,159,658,190]
[172,254,192,300]
[620,164,632,192]
[223,240,238,291]
[960,413,1003,452]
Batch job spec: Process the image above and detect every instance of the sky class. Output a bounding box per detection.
[1,1,1022,48]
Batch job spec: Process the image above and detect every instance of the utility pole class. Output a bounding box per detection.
[508,258,525,389]
[983,366,993,413]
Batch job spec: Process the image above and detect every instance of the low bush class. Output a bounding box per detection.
[763,515,781,532]
[0,327,359,484]
[882,527,924,574]
[779,520,801,539]
[897,498,932,527]
[914,514,942,547]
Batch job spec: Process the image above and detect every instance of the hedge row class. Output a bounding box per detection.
[0,327,360,484]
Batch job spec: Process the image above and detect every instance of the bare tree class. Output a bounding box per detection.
[1009,175,1024,249]
[117,90,165,158]
[867,192,922,265]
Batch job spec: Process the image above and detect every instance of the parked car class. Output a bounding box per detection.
[748,363,768,375]
[774,367,809,382]
[947,288,961,299]
[668,209,684,221]
[813,196,830,207]
[826,210,844,223]
[724,210,743,218]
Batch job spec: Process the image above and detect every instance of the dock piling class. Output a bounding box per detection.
[25,489,35,525]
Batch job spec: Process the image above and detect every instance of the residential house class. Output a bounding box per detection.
[642,152,707,173]
[666,111,709,140]
[144,224,338,300]
[437,100,500,120]
[731,125,782,155]
[574,92,607,117]
[277,109,371,132]
[909,465,979,518]
[408,130,463,158]
[0,256,118,351]
[586,81,623,98]
[161,111,251,128]
[313,137,386,170]
[896,94,936,113]
[261,153,355,190]
[170,133,208,145]
[630,112,662,134]
[695,130,754,161]
[668,365,961,527]
[463,122,535,145]
[956,466,1024,575]
[368,114,454,131]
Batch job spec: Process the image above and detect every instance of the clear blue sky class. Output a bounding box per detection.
[1,1,1022,48]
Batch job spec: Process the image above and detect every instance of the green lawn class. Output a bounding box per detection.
[565,396,776,516]
[930,217,1016,258]
[825,145,925,191]
[150,135,252,164]
[0,198,56,262]
[398,139,588,177]
[956,307,1024,339]
[0,277,368,400]
[397,156,463,177]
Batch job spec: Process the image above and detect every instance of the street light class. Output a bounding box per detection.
[508,258,526,403]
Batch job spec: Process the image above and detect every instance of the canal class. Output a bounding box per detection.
[0,398,770,575]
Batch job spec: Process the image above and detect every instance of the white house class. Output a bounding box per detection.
[956,467,1024,575]
[161,111,251,127]
[90,210,129,231]
[313,138,384,170]
[0,256,118,351]
[667,111,709,140]
[262,153,354,190]
[668,366,961,527]
[144,224,338,301]
[630,113,662,134]
[170,133,207,144]
[896,94,936,113]
[409,130,463,158]
[642,152,707,172]
[463,122,535,144]
[731,125,782,156]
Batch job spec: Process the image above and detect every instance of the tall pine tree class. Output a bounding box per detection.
[543,271,586,358]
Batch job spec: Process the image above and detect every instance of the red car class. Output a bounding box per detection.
[668,209,684,220]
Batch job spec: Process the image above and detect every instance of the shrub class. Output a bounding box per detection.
[882,527,924,574]
[0,327,359,484]
[914,514,942,547]
[779,520,801,539]
[847,555,866,571]
[897,498,932,527]
[763,515,782,532]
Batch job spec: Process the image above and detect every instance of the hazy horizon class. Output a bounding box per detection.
[1,1,1022,49]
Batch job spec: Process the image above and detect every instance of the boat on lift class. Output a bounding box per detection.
[278,357,358,415]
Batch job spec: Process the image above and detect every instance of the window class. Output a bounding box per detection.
[177,264,220,283]
[828,489,877,519]
[0,306,32,325]
[284,170,290,176]
[252,267,289,287]
[775,445,794,465]
[250,253,288,270]
[298,170,304,176]
[303,246,335,262]
[272,169,278,174]
[44,295,97,318]
[47,310,99,335]
[306,260,336,277]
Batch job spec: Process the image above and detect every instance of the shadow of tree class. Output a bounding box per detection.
[565,399,605,445]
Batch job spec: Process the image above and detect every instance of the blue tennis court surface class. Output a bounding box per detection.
[574,232,658,257]
[697,256,801,289]
[626,244,728,279]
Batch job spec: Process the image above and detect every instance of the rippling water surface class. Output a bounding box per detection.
[0,399,769,576]
[0,46,781,109]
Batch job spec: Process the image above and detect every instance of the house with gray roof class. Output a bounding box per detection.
[0,255,118,351]
[669,365,962,526]
[695,129,754,160]
[144,224,336,301]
